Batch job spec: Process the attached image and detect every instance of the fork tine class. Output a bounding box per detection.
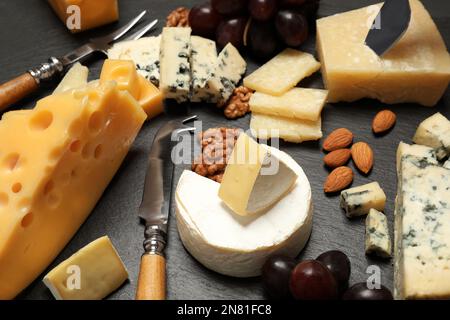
[122,19,158,41]
[91,10,147,44]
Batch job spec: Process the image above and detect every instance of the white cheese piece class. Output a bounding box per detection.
[250,113,322,143]
[190,36,218,103]
[340,182,386,218]
[249,88,328,121]
[394,142,450,299]
[244,49,321,96]
[43,236,128,300]
[107,36,161,87]
[413,112,450,160]
[218,133,298,216]
[54,62,89,93]
[444,160,450,169]
[365,209,391,258]
[176,147,313,277]
[159,27,192,103]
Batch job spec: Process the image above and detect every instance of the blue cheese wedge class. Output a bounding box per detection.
[190,36,218,103]
[159,27,192,103]
[394,142,450,299]
[340,182,386,218]
[107,36,161,87]
[413,113,450,160]
[365,209,391,258]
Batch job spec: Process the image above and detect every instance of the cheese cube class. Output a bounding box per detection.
[249,88,328,121]
[107,36,161,87]
[316,0,450,106]
[137,75,163,120]
[54,62,89,94]
[365,209,391,258]
[250,113,322,143]
[159,27,192,103]
[100,59,141,99]
[340,182,386,218]
[244,49,321,96]
[43,236,128,300]
[48,0,119,33]
[413,113,450,160]
[0,82,146,299]
[218,133,298,216]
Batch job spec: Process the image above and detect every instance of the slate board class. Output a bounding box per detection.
[0,0,449,300]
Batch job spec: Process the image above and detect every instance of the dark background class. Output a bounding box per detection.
[0,0,449,300]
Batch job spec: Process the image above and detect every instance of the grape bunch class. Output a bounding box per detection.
[188,0,320,61]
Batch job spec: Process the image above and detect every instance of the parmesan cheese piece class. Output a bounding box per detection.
[249,88,328,121]
[316,0,450,106]
[54,63,89,94]
[244,49,321,96]
[250,113,322,143]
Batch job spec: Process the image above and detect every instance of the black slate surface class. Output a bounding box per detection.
[0,0,449,300]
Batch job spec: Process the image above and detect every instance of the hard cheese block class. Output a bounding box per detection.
[249,88,328,121]
[395,142,450,299]
[244,49,321,96]
[316,0,450,106]
[340,182,386,218]
[176,146,313,277]
[48,0,119,33]
[107,36,161,87]
[43,236,128,300]
[0,82,146,299]
[365,209,391,258]
[413,112,450,160]
[218,133,298,216]
[54,62,89,94]
[250,113,322,143]
[137,75,163,120]
[159,27,192,103]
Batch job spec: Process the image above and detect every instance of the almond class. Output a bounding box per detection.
[351,142,374,174]
[324,166,353,193]
[372,110,396,134]
[323,128,353,152]
[324,149,351,168]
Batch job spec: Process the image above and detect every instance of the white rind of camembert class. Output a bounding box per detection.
[175,147,313,277]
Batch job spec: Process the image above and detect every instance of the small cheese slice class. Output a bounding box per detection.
[365,209,391,258]
[100,59,140,99]
[54,63,89,94]
[249,88,328,121]
[137,75,164,120]
[218,133,298,216]
[316,0,450,106]
[340,182,386,218]
[176,146,313,277]
[244,49,321,96]
[43,236,128,300]
[107,36,161,87]
[413,112,450,160]
[250,113,322,143]
[159,27,192,103]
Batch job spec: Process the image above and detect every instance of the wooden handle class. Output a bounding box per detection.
[135,254,166,300]
[0,73,38,112]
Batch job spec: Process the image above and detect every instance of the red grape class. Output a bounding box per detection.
[275,10,309,47]
[289,260,338,300]
[342,283,393,300]
[262,255,296,300]
[316,250,351,294]
[248,20,281,61]
[216,17,247,49]
[248,0,278,21]
[211,0,248,16]
[189,3,222,39]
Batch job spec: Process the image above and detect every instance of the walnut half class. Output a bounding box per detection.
[223,86,254,120]
[166,7,190,27]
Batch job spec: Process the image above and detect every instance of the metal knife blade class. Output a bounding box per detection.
[365,0,411,57]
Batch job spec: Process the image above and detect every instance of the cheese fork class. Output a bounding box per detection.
[0,11,158,112]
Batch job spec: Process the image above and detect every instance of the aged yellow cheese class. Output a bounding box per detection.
[218,133,298,216]
[43,236,128,300]
[250,113,322,143]
[137,75,164,120]
[54,63,89,94]
[316,0,450,106]
[249,88,328,121]
[0,82,146,299]
[100,59,141,100]
[244,49,321,96]
[48,0,119,33]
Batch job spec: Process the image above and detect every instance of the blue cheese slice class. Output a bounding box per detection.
[190,36,218,103]
[107,36,161,87]
[365,209,391,258]
[340,182,386,218]
[159,27,192,103]
[395,142,450,299]
[413,112,450,160]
